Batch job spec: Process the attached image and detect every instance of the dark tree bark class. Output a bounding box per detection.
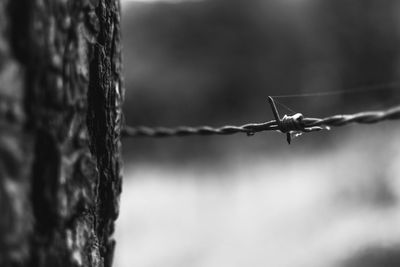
[0,0,123,267]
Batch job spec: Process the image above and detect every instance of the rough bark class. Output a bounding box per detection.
[0,0,123,266]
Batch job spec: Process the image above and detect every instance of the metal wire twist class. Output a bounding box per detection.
[122,105,400,139]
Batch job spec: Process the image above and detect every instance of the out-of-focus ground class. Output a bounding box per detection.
[116,124,400,267]
[117,0,400,266]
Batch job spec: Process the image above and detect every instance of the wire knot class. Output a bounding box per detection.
[268,96,324,144]
[279,113,305,133]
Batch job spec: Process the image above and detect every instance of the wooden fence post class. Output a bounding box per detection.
[0,0,123,266]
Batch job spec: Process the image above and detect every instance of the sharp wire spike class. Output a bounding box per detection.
[268,96,295,144]
[268,96,281,125]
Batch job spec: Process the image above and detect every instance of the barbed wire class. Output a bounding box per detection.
[122,97,400,143]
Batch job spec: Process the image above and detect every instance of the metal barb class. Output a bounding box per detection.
[267,96,323,144]
[267,96,292,143]
[267,96,282,126]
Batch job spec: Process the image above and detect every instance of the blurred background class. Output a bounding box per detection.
[116,0,400,266]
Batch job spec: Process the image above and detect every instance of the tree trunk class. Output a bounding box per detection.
[0,0,123,266]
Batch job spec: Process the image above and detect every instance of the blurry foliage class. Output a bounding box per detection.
[121,0,400,160]
[343,245,400,267]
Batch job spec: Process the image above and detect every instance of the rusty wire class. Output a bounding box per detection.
[122,100,400,141]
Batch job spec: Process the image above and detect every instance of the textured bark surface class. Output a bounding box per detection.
[0,0,123,266]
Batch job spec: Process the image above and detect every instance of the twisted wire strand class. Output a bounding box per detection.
[302,105,400,127]
[122,105,400,138]
[122,122,279,137]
